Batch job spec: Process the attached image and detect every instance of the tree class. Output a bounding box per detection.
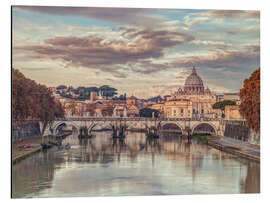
[212,100,236,111]
[56,85,67,90]
[99,85,117,99]
[239,68,260,132]
[147,95,163,103]
[12,68,65,135]
[139,108,159,118]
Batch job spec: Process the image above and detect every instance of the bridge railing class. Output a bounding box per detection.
[53,117,222,122]
[18,117,246,123]
[223,119,247,126]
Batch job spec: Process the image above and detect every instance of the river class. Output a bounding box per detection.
[12,131,260,198]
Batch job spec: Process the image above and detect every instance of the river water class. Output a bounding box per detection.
[12,132,260,198]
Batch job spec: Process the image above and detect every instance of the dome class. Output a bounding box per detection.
[184,67,204,87]
[184,67,204,95]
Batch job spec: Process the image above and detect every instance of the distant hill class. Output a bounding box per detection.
[55,85,120,101]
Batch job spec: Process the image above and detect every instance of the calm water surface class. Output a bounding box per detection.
[12,132,260,198]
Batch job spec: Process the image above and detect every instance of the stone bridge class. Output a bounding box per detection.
[39,117,227,137]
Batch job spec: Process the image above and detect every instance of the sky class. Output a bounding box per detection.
[12,6,260,98]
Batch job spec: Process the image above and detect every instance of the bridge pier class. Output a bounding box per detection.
[78,126,92,139]
[111,121,126,139]
[145,125,159,139]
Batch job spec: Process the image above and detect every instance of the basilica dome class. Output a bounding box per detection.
[185,67,204,86]
[184,67,204,94]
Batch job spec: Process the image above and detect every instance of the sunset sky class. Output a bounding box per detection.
[12,6,260,98]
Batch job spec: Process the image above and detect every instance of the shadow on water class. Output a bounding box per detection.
[12,131,260,198]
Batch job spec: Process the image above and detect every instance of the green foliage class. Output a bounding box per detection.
[112,94,126,100]
[98,85,118,98]
[193,134,213,144]
[56,85,118,101]
[212,100,236,110]
[56,85,67,90]
[139,108,159,118]
[86,87,99,92]
[147,95,163,103]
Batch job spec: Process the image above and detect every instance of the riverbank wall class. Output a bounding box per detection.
[12,122,41,142]
[224,120,249,141]
[224,120,260,145]
[12,146,42,164]
[208,136,260,163]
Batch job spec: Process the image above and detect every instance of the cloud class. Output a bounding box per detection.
[182,10,259,31]
[23,25,53,32]
[20,67,52,71]
[14,6,165,28]
[149,84,180,96]
[190,40,233,50]
[12,6,260,95]
[170,46,260,70]
[126,43,260,76]
[205,10,260,19]
[225,25,260,37]
[129,60,170,74]
[14,27,195,76]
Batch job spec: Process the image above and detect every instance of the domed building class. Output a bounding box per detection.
[184,67,204,94]
[164,67,219,119]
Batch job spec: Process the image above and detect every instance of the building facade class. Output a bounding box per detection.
[163,67,218,118]
[225,105,243,120]
[224,93,241,105]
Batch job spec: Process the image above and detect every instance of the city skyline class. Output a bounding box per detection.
[12,6,260,98]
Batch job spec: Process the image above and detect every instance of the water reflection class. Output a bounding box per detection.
[12,132,260,198]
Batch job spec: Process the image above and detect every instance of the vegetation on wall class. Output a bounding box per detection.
[139,108,159,118]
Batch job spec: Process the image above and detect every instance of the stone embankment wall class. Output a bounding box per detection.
[224,120,249,141]
[224,120,260,144]
[12,122,41,142]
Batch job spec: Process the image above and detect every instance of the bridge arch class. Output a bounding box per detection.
[53,121,80,135]
[160,122,183,134]
[88,122,112,132]
[191,122,217,136]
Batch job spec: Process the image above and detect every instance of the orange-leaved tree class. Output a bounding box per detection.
[12,68,65,135]
[239,68,260,132]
